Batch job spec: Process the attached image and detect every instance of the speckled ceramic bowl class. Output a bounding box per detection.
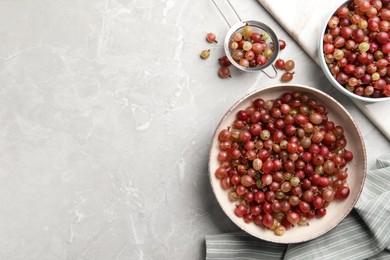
[208,84,366,244]
[318,0,390,102]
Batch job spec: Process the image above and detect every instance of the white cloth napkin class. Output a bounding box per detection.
[205,154,390,260]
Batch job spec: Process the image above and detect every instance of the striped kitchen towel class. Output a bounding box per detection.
[205,154,390,260]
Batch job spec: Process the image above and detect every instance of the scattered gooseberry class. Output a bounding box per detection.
[279,39,286,50]
[281,72,294,82]
[206,32,217,43]
[200,49,211,59]
[218,66,231,78]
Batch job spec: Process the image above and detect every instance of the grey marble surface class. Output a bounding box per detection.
[0,0,389,259]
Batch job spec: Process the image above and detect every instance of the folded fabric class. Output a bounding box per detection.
[205,154,390,260]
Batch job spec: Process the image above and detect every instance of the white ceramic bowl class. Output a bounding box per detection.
[208,84,366,243]
[318,0,390,102]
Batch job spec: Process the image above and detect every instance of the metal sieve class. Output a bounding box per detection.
[212,0,279,78]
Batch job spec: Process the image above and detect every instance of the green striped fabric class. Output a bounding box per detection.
[206,154,390,260]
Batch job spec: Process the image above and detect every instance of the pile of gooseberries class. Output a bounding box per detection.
[215,92,353,236]
[218,32,295,82]
[323,0,390,97]
[228,24,275,69]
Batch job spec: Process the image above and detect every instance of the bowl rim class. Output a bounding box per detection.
[208,84,367,243]
[318,0,390,103]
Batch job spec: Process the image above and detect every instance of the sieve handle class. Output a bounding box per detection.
[211,0,242,27]
[261,64,278,79]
